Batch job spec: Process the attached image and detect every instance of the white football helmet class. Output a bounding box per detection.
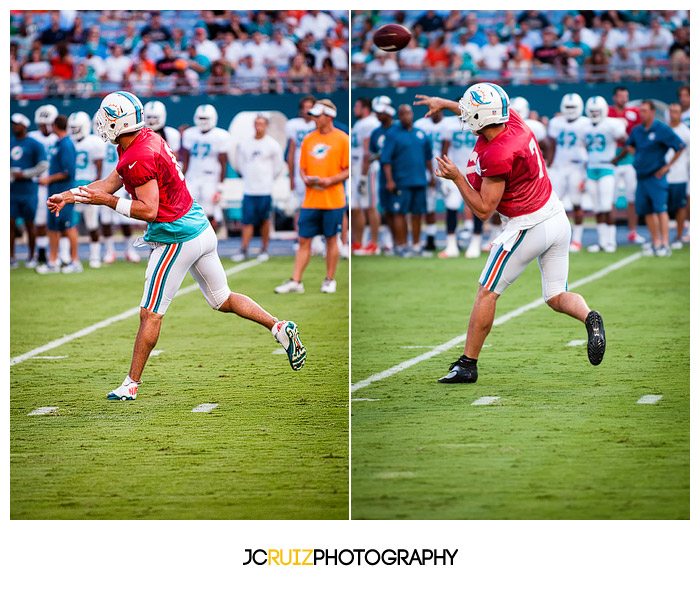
[371,95,395,116]
[458,82,510,133]
[560,93,584,121]
[194,104,218,132]
[35,104,58,126]
[144,100,167,131]
[585,96,608,124]
[68,111,92,141]
[94,91,145,144]
[510,96,530,120]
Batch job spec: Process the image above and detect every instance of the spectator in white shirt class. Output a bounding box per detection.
[620,21,647,52]
[400,37,428,68]
[21,47,51,81]
[103,43,132,83]
[311,37,347,71]
[234,54,266,93]
[193,26,222,63]
[450,30,480,65]
[479,30,509,72]
[365,51,400,84]
[296,10,335,41]
[245,31,271,68]
[222,31,246,68]
[644,18,674,52]
[267,29,298,69]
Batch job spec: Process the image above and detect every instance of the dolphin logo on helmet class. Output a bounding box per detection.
[458,82,510,134]
[94,91,145,144]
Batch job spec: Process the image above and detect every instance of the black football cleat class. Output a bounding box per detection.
[438,358,478,383]
[585,310,606,365]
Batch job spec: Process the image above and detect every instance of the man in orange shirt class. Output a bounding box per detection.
[275,99,349,294]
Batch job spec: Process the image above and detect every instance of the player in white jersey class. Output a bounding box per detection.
[437,113,480,258]
[511,96,548,145]
[28,104,58,265]
[413,110,443,251]
[548,93,590,251]
[285,95,317,210]
[144,100,181,154]
[181,104,231,232]
[93,111,142,264]
[350,97,381,255]
[232,114,285,262]
[581,96,627,253]
[69,111,107,267]
[665,102,690,247]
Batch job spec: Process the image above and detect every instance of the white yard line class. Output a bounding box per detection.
[10,259,263,367]
[471,396,500,406]
[191,403,219,413]
[28,407,59,416]
[637,394,663,404]
[351,252,643,393]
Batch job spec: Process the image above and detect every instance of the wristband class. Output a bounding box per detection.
[115,197,132,217]
[70,187,87,197]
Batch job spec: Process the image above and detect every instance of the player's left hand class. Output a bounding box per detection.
[435,155,460,181]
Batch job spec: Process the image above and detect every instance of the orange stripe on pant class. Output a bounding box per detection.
[146,243,178,312]
[484,249,508,290]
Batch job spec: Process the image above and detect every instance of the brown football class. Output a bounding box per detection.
[373,24,412,52]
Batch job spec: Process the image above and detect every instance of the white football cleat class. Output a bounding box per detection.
[274,279,305,294]
[89,258,102,269]
[271,320,306,371]
[25,258,38,269]
[465,236,481,258]
[36,262,61,274]
[107,377,140,401]
[569,241,582,253]
[231,251,248,263]
[125,249,141,263]
[62,261,83,274]
[257,252,270,262]
[103,251,117,264]
[321,278,337,293]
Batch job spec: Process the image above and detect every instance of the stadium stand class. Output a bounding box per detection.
[10,10,349,99]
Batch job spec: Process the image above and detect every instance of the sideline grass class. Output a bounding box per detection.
[350,246,689,519]
[11,256,348,519]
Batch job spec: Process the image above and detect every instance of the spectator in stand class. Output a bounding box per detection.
[463,13,487,47]
[171,27,189,52]
[103,43,131,84]
[315,57,338,94]
[351,37,376,68]
[268,28,297,69]
[49,43,74,94]
[644,17,675,52]
[184,43,212,81]
[584,47,610,82]
[156,44,181,77]
[248,11,274,37]
[450,29,481,65]
[677,85,690,128]
[562,29,592,68]
[599,19,624,53]
[515,21,541,54]
[228,12,249,40]
[192,26,222,64]
[141,12,172,44]
[74,61,100,97]
[262,63,284,94]
[11,53,23,97]
[517,9,550,30]
[669,27,690,80]
[21,47,52,82]
[67,13,87,45]
[424,35,451,69]
[234,53,266,93]
[620,21,647,52]
[560,14,599,49]
[116,21,141,56]
[286,52,313,94]
[130,46,156,77]
[400,37,428,69]
[197,10,230,41]
[416,10,445,33]
[246,30,270,68]
[443,11,465,32]
[365,51,400,85]
[297,10,335,41]
[506,46,533,84]
[127,57,154,95]
[40,11,69,46]
[81,26,109,59]
[206,60,231,94]
[135,33,165,64]
[533,26,564,69]
[479,30,509,73]
[311,36,348,73]
[609,45,642,81]
[222,31,246,68]
[496,11,518,43]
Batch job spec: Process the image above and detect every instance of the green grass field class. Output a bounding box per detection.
[351,245,690,519]
[11,256,348,519]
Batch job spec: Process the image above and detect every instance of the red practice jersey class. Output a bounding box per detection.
[117,127,192,223]
[465,110,551,218]
[608,104,641,137]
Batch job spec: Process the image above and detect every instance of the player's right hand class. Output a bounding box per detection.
[386,179,397,193]
[413,95,442,118]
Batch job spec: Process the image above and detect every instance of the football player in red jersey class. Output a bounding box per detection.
[48,91,306,400]
[608,86,645,244]
[415,83,605,383]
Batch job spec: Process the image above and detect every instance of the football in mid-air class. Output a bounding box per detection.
[373,24,412,52]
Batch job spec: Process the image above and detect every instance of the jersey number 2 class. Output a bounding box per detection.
[529,138,544,179]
